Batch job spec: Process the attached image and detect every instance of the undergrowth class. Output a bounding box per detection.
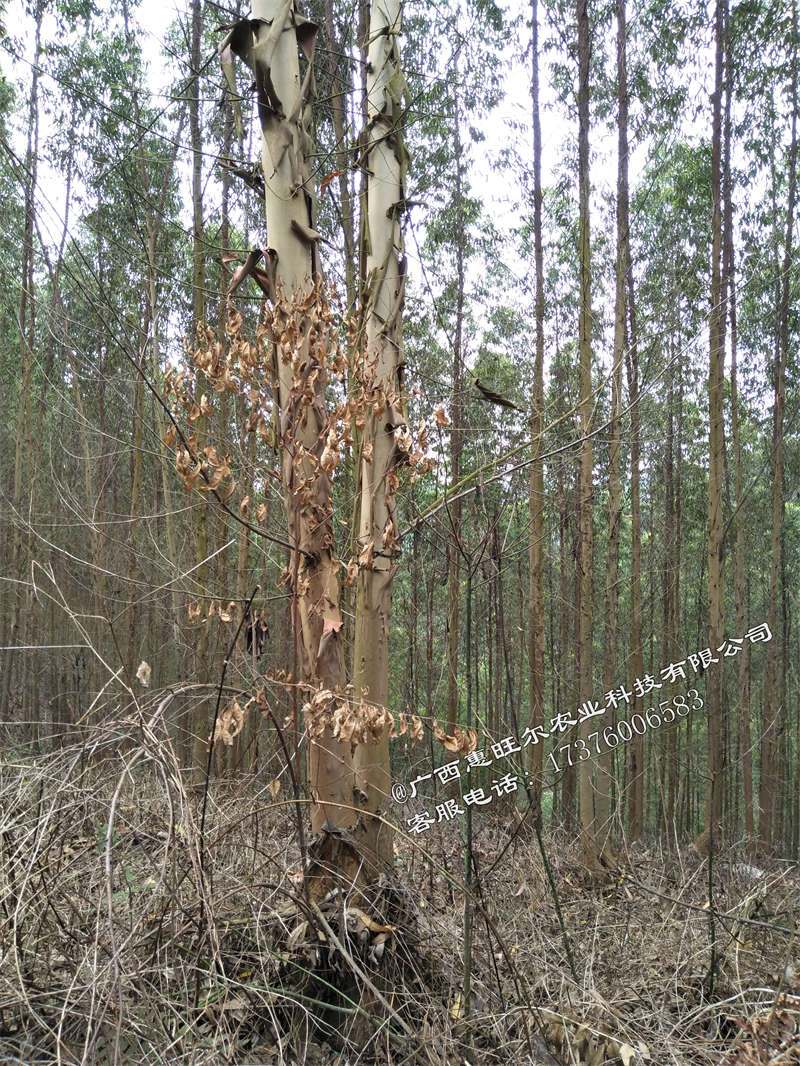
[0,694,797,1065]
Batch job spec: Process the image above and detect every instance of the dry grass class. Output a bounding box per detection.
[0,697,797,1065]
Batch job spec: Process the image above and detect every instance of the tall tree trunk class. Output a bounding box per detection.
[528,0,546,829]
[706,0,727,836]
[229,0,407,883]
[249,0,350,829]
[626,249,644,841]
[2,0,42,723]
[761,0,797,852]
[601,0,627,856]
[323,0,359,650]
[189,0,212,776]
[447,75,466,736]
[663,356,680,837]
[724,11,753,845]
[576,0,597,863]
[351,0,408,867]
[323,0,357,314]
[673,349,683,836]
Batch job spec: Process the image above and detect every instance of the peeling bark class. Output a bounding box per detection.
[351,0,408,867]
[228,1,355,852]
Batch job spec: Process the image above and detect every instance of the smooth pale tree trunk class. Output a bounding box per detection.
[528,0,545,828]
[351,0,408,867]
[228,1,393,880]
[706,0,727,838]
[576,0,598,865]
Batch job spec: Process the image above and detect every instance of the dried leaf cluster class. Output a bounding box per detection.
[211,698,250,748]
[166,287,435,587]
[302,688,423,747]
[187,599,239,624]
[432,721,478,756]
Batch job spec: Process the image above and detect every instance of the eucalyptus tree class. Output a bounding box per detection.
[705,0,727,840]
[575,0,599,861]
[219,0,424,887]
[599,0,628,855]
[760,0,798,852]
[351,0,411,865]
[528,0,546,828]
[2,0,42,724]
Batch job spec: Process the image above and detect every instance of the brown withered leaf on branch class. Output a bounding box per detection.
[162,425,176,447]
[433,722,477,755]
[390,712,424,743]
[197,466,226,492]
[211,699,246,747]
[187,602,202,621]
[240,495,250,517]
[256,503,267,523]
[433,405,451,427]
[382,517,398,554]
[362,701,393,742]
[319,428,340,474]
[320,169,345,197]
[345,558,359,586]
[390,712,408,738]
[332,704,358,744]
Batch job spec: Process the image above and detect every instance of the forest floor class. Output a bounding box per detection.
[0,725,798,1066]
